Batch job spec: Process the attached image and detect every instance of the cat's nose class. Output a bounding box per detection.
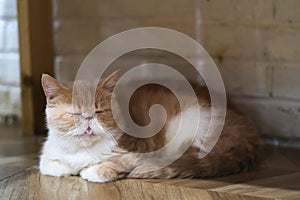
[82,112,94,121]
[85,116,93,121]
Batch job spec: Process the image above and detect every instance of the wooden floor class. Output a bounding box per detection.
[0,125,300,200]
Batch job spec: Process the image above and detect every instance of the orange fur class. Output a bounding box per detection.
[39,71,261,182]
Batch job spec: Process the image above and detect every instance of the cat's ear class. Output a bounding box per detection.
[100,70,121,90]
[41,74,67,100]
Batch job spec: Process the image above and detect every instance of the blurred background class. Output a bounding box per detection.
[0,0,299,145]
[0,0,20,124]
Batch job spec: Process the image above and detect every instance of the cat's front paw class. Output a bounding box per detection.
[39,157,76,177]
[80,162,126,183]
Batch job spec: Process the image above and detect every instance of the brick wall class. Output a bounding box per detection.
[0,0,20,123]
[53,0,300,139]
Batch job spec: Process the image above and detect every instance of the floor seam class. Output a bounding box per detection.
[0,166,35,183]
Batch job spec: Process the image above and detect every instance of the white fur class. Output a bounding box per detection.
[39,156,76,177]
[39,128,117,176]
[165,104,211,154]
[80,165,111,183]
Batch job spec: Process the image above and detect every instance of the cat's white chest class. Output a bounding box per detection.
[42,132,116,172]
[63,143,114,171]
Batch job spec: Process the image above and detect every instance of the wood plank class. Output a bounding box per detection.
[1,168,300,200]
[0,125,41,180]
[0,154,38,181]
[144,168,298,190]
[211,172,300,200]
[260,146,300,171]
[17,0,54,135]
[0,128,299,200]
[0,169,213,200]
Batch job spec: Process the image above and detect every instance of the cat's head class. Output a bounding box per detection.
[41,71,121,142]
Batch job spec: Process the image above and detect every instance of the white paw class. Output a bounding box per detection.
[80,165,116,183]
[39,157,76,177]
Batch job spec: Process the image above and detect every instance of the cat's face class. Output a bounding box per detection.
[41,71,120,142]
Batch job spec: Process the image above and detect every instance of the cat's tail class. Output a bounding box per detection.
[127,139,261,179]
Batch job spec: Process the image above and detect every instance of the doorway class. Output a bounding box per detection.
[0,0,54,135]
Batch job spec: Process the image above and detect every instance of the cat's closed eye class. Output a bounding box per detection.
[67,112,81,116]
[67,110,109,116]
[95,110,110,114]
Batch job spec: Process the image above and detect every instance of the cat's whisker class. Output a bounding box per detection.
[54,130,77,139]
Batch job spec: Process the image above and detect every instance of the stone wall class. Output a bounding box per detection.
[53,0,300,139]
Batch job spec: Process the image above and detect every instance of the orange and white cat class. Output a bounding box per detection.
[39,71,260,182]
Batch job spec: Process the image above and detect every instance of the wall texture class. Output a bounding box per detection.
[53,0,300,139]
[0,0,20,122]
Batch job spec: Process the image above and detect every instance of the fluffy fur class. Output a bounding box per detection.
[39,71,260,182]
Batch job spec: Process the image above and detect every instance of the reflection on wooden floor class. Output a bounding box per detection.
[0,125,300,200]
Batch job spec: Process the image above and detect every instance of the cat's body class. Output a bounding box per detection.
[40,71,260,182]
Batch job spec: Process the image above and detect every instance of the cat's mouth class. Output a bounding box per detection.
[84,127,94,136]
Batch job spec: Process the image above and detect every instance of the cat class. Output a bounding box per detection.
[39,70,260,182]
